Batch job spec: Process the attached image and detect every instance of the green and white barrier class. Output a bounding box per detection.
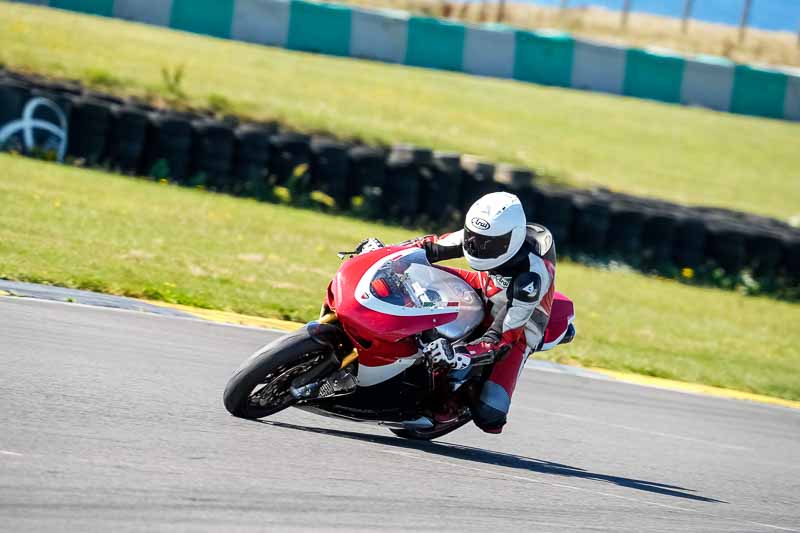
[570,40,627,95]
[463,24,514,79]
[680,55,734,111]
[8,0,800,121]
[350,8,407,64]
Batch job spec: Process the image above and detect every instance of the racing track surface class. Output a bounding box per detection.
[1,297,799,532]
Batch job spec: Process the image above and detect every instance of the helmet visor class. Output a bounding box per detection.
[463,227,512,259]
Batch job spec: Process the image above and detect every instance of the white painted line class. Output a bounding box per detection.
[526,359,612,380]
[0,450,23,457]
[0,295,288,335]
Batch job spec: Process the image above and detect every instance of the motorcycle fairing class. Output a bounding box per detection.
[328,246,478,368]
[540,292,575,351]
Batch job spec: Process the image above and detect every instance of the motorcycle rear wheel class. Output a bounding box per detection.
[223,329,330,419]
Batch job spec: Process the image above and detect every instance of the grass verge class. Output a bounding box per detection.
[1,153,798,401]
[0,3,798,222]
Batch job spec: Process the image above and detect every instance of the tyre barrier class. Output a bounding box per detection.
[0,80,71,160]
[705,220,749,274]
[27,88,72,160]
[140,113,193,183]
[428,152,463,227]
[459,155,496,208]
[106,105,148,174]
[384,145,431,223]
[0,80,29,128]
[570,193,611,256]
[67,97,112,166]
[531,185,573,246]
[232,124,273,199]
[783,238,800,282]
[671,215,707,268]
[190,120,235,190]
[0,69,798,294]
[606,201,645,260]
[641,209,678,268]
[269,132,312,200]
[311,137,351,209]
[348,145,386,219]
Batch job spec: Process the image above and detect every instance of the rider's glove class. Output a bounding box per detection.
[355,237,384,255]
[423,338,471,371]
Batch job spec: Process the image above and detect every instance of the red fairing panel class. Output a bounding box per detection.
[543,291,574,345]
[328,246,458,367]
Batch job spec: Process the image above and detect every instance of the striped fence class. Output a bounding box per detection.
[7,0,800,120]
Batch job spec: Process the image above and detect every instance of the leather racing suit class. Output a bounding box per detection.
[411,224,557,433]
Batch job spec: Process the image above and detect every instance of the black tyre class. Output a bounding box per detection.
[223,329,332,419]
[390,415,472,441]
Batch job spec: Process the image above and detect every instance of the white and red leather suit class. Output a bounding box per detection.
[412,224,557,433]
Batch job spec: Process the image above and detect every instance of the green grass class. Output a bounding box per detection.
[1,3,799,222]
[1,153,798,401]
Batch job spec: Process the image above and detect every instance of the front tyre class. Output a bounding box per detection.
[223,328,332,419]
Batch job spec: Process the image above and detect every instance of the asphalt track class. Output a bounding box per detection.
[1,297,799,532]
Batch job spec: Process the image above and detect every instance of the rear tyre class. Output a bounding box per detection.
[223,328,331,419]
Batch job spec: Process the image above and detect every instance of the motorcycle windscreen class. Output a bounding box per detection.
[355,248,484,342]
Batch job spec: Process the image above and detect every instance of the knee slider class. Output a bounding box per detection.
[472,401,507,433]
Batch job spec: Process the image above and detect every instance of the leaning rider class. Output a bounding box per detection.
[361,191,556,434]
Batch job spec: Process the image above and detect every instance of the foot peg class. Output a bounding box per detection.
[290,370,357,400]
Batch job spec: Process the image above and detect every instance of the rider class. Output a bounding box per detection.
[408,191,557,434]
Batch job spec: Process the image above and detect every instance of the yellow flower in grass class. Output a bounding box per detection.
[681,267,695,279]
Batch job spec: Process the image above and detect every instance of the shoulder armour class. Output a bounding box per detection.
[510,271,542,303]
[526,224,556,263]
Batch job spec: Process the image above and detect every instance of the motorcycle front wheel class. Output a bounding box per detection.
[223,329,331,419]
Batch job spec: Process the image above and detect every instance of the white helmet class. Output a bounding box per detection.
[463,192,527,271]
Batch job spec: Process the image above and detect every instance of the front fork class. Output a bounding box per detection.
[290,312,359,401]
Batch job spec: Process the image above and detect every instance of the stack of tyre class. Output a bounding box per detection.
[1,68,798,290]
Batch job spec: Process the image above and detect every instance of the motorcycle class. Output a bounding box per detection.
[223,244,576,440]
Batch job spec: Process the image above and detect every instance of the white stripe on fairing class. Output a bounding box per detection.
[354,249,459,318]
[540,314,575,352]
[357,354,421,387]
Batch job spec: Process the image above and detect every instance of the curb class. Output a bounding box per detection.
[587,368,800,410]
[143,299,300,332]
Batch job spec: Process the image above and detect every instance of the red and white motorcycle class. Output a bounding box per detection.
[223,244,575,440]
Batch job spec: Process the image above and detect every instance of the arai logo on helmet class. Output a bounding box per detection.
[470,217,491,231]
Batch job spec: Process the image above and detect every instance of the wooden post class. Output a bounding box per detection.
[497,0,506,23]
[796,17,800,47]
[621,0,632,30]
[738,0,752,44]
[681,0,694,34]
